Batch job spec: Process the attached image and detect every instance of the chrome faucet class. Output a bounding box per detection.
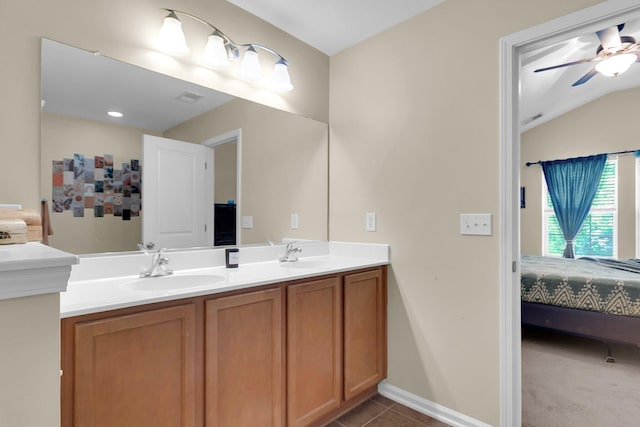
[279,241,302,262]
[138,242,173,278]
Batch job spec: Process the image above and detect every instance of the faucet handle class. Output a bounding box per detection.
[138,242,156,251]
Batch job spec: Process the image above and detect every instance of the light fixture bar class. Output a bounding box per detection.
[158,8,293,91]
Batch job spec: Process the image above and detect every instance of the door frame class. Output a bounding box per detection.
[202,128,242,245]
[499,1,640,425]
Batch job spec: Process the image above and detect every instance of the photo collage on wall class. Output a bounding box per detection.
[52,154,141,220]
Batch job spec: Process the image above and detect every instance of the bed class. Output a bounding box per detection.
[521,255,640,361]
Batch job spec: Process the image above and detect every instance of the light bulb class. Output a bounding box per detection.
[595,53,637,77]
[239,47,262,80]
[157,11,190,56]
[270,60,293,92]
[203,34,229,67]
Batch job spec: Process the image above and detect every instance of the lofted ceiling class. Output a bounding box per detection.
[520,16,640,132]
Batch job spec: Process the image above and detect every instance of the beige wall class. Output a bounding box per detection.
[214,142,238,204]
[521,89,640,258]
[41,112,152,254]
[0,0,329,211]
[0,294,61,426]
[165,98,329,244]
[329,0,599,424]
[2,0,625,425]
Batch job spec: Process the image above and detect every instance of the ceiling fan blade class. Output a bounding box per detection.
[596,25,623,51]
[571,68,598,86]
[534,57,595,73]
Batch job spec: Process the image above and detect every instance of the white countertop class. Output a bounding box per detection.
[0,242,78,272]
[0,242,78,300]
[61,241,389,318]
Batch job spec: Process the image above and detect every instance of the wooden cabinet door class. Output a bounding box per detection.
[287,277,342,427]
[343,268,387,401]
[205,288,284,427]
[74,304,196,427]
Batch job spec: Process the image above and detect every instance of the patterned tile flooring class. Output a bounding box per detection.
[325,394,451,427]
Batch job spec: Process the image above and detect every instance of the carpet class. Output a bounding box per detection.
[522,326,640,427]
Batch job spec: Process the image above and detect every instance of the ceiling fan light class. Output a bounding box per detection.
[270,61,293,92]
[595,53,636,77]
[157,11,190,56]
[239,46,262,80]
[203,34,230,67]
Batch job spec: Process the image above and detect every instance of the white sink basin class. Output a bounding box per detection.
[122,274,225,291]
[279,260,332,269]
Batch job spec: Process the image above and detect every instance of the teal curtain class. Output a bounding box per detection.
[541,154,607,258]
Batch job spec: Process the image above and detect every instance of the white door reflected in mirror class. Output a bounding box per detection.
[142,135,214,249]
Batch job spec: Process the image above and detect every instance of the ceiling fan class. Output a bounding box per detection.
[534,24,640,86]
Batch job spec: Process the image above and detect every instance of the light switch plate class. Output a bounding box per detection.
[241,215,253,229]
[460,213,492,236]
[291,213,299,229]
[366,212,377,232]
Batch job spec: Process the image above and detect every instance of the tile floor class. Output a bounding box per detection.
[326,394,451,427]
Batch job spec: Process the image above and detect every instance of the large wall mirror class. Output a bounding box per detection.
[40,39,329,255]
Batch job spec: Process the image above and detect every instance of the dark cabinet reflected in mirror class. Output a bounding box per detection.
[40,39,329,255]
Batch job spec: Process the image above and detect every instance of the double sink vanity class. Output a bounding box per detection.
[56,240,389,427]
[16,36,390,427]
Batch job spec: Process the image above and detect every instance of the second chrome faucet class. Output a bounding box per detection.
[279,241,302,262]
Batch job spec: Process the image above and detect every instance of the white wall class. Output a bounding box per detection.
[521,88,640,258]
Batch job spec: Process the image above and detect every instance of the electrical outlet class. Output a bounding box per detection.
[291,213,299,229]
[460,213,492,236]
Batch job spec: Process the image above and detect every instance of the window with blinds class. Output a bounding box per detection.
[542,158,617,258]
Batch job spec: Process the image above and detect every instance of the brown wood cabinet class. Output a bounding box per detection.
[343,269,387,401]
[287,277,343,427]
[62,266,387,427]
[73,304,196,427]
[205,288,285,427]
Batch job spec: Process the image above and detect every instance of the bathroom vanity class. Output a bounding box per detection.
[60,242,389,427]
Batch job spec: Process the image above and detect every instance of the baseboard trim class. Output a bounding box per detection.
[377,380,493,427]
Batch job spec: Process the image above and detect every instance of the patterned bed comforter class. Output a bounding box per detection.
[521,256,640,317]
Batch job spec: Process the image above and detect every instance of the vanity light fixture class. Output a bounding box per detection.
[156,8,293,92]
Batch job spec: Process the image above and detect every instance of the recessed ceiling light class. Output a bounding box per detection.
[107,111,123,118]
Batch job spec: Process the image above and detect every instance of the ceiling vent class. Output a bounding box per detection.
[175,91,204,103]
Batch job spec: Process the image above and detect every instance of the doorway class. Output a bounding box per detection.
[499,1,640,425]
[202,129,242,246]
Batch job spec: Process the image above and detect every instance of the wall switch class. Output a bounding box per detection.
[241,215,253,229]
[460,214,492,236]
[291,213,299,229]
[366,212,377,232]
